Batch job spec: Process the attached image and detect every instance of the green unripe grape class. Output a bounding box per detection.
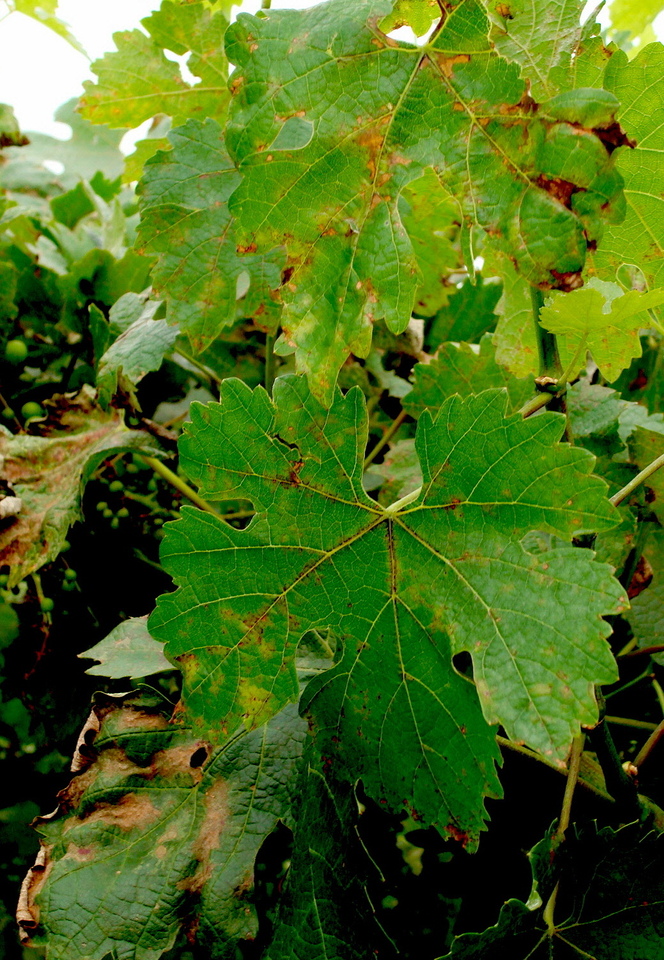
[147,479,158,492]
[0,574,8,587]
[21,401,44,420]
[96,501,108,512]
[117,507,129,518]
[2,408,15,419]
[110,517,120,530]
[109,480,123,493]
[40,597,54,613]
[4,339,28,363]
[153,518,164,527]
[126,463,139,474]
[102,508,113,519]
[62,580,77,593]
[64,569,77,581]
[60,540,71,553]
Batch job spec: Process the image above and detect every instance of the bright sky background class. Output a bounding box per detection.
[0,0,661,147]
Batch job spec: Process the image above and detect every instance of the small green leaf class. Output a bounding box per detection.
[79,616,173,679]
[427,276,502,351]
[97,302,176,407]
[539,280,664,382]
[380,0,441,37]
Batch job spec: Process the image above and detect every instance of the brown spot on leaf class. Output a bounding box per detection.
[628,554,654,599]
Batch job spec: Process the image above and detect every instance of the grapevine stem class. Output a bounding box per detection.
[364,409,408,468]
[496,736,612,802]
[634,718,664,769]
[587,703,643,818]
[174,348,223,386]
[610,452,664,507]
[141,456,220,516]
[605,715,658,731]
[531,286,562,380]
[543,734,584,935]
[619,643,664,660]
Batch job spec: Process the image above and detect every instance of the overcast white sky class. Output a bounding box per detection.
[0,0,661,144]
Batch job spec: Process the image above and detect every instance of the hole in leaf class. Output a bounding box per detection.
[189,746,209,768]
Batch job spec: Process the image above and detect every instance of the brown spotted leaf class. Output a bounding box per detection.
[19,688,305,960]
[149,376,625,846]
[0,390,161,587]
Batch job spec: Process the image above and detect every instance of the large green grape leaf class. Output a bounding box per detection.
[404,335,533,418]
[80,0,230,130]
[539,280,664,382]
[441,822,664,959]
[19,689,305,960]
[225,0,629,403]
[266,756,379,960]
[486,0,591,100]
[0,391,162,588]
[592,44,664,291]
[149,376,625,842]
[136,119,285,353]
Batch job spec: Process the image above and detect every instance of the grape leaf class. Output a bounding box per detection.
[0,100,125,192]
[12,0,84,54]
[19,689,305,960]
[609,0,664,40]
[0,391,162,587]
[149,376,625,844]
[486,0,591,100]
[137,119,285,353]
[80,0,230,130]
[266,756,379,960]
[592,44,664,292]
[488,255,539,378]
[380,0,441,37]
[0,103,28,148]
[401,168,460,317]
[97,304,178,408]
[539,280,664,382]
[404,335,533,419]
[630,422,664,525]
[79,616,173,679]
[441,822,664,959]
[627,527,664,664]
[226,0,629,402]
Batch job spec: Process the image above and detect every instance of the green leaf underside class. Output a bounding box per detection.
[593,44,664,292]
[79,0,231,129]
[79,616,172,679]
[24,690,305,960]
[226,0,627,402]
[266,759,378,960]
[97,308,179,407]
[137,118,284,353]
[540,280,664,382]
[150,377,624,841]
[404,335,534,419]
[443,823,664,959]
